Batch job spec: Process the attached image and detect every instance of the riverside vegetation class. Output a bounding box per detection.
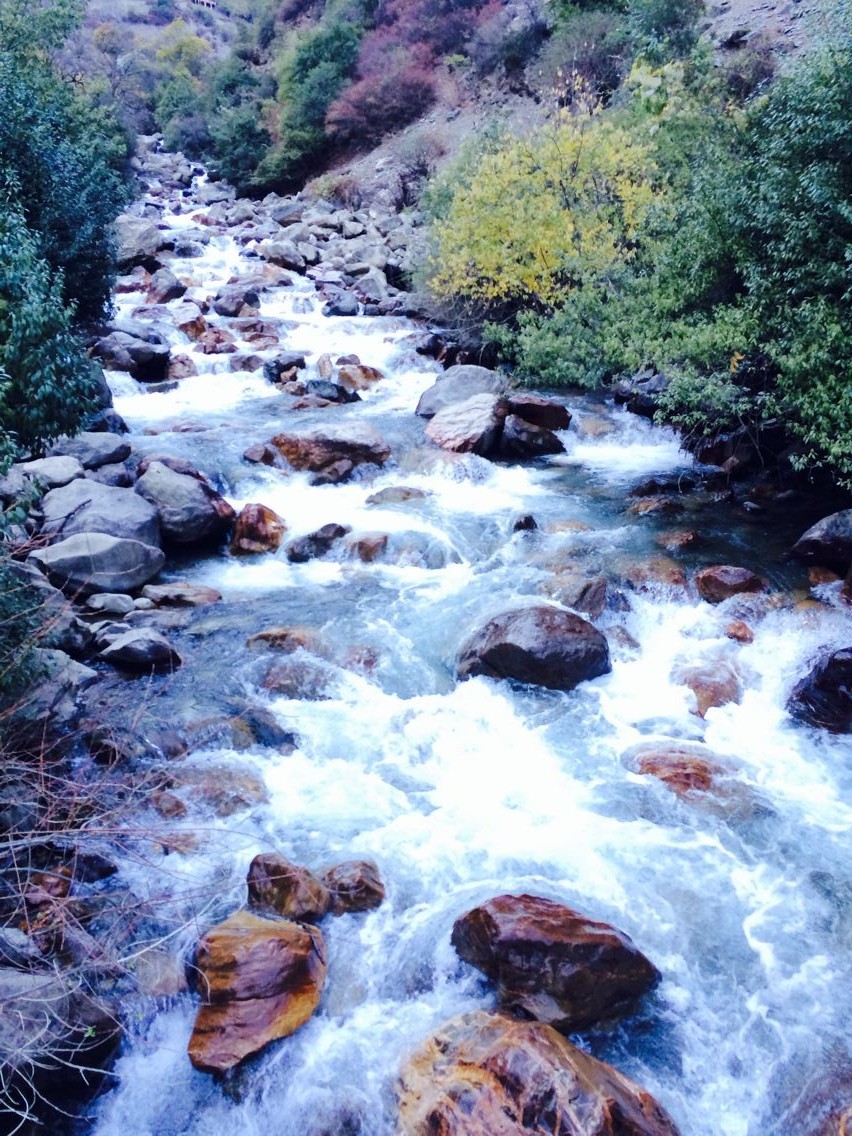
[1,0,851,1132]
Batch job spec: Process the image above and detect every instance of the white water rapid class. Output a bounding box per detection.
[89,177,851,1136]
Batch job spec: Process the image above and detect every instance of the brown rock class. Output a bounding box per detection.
[656,529,699,553]
[230,503,287,555]
[725,620,754,643]
[320,860,385,914]
[188,910,326,1074]
[672,659,743,717]
[398,1011,681,1136]
[346,532,389,562]
[425,393,509,456]
[506,394,571,430]
[168,354,198,380]
[337,363,384,391]
[622,742,733,796]
[246,853,331,921]
[458,606,610,693]
[141,582,222,607]
[246,626,323,653]
[270,423,390,476]
[197,327,236,354]
[628,496,684,517]
[695,565,767,604]
[451,894,659,1030]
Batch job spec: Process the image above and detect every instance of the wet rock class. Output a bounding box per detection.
[87,408,129,435]
[613,370,668,419]
[304,378,359,403]
[320,860,385,914]
[656,529,700,553]
[498,414,565,460]
[263,351,308,383]
[366,486,429,506]
[398,1011,681,1136]
[458,606,610,692]
[451,894,659,1030]
[29,533,165,596]
[141,581,223,606]
[213,285,260,317]
[285,522,351,563]
[147,267,186,304]
[622,741,734,795]
[39,480,161,547]
[507,394,571,430]
[271,424,390,478]
[230,503,287,555]
[541,570,608,618]
[168,354,198,380]
[188,910,327,1075]
[246,853,331,921]
[628,495,684,517]
[92,330,170,383]
[791,509,852,576]
[415,364,508,419]
[172,300,207,339]
[259,655,337,700]
[725,620,754,644]
[169,765,268,815]
[322,291,358,317]
[20,455,84,488]
[345,532,389,563]
[258,238,306,271]
[425,393,509,456]
[49,432,131,470]
[6,560,93,656]
[197,326,237,354]
[672,658,743,717]
[135,461,235,544]
[787,649,852,733]
[98,628,182,673]
[10,649,97,727]
[620,557,688,593]
[337,363,384,392]
[695,565,767,604]
[84,724,165,766]
[247,626,324,654]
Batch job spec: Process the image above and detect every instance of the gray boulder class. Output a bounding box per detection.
[113,215,162,269]
[99,628,182,672]
[29,533,165,596]
[258,239,306,272]
[19,456,84,489]
[416,365,508,419]
[50,432,132,470]
[40,480,160,547]
[135,461,235,544]
[424,393,509,456]
[92,331,170,383]
[10,649,97,725]
[458,605,611,692]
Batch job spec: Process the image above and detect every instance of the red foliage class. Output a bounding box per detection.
[374,0,492,55]
[325,62,437,142]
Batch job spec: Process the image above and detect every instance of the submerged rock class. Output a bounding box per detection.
[398,1011,681,1136]
[458,606,610,692]
[188,910,326,1075]
[622,741,734,796]
[451,894,659,1031]
[787,648,852,733]
[671,658,743,717]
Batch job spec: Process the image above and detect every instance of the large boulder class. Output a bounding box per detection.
[506,394,571,430]
[415,365,508,418]
[92,331,170,383]
[270,424,390,482]
[19,455,84,489]
[787,648,852,733]
[187,910,327,1075]
[246,853,331,921]
[98,628,182,673]
[50,432,132,470]
[451,894,659,1031]
[694,565,767,604]
[425,393,509,457]
[458,606,610,692]
[6,561,93,657]
[113,215,162,269]
[230,503,287,554]
[320,860,385,914]
[40,480,160,547]
[791,509,852,576]
[135,461,235,544]
[9,649,97,726]
[398,1011,681,1136]
[498,414,565,459]
[29,533,165,596]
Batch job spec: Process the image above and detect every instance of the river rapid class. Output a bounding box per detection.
[88,169,852,1136]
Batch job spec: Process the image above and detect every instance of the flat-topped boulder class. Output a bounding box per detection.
[791,509,852,575]
[458,605,610,692]
[270,423,390,482]
[40,480,160,547]
[19,455,84,489]
[29,533,165,596]
[398,1011,681,1136]
[188,910,326,1075]
[415,365,509,418]
[135,461,235,544]
[49,432,132,470]
[451,894,659,1030]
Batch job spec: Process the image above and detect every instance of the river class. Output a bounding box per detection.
[88,170,851,1136]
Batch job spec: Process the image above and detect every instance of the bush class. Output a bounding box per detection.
[326,60,436,143]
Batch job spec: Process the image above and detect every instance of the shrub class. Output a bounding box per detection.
[326,61,436,143]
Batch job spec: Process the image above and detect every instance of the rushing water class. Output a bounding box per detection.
[89,180,852,1136]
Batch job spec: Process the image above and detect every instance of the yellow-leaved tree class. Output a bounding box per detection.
[428,107,658,313]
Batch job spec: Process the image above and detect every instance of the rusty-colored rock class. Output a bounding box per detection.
[246,853,331,921]
[320,860,385,914]
[622,741,734,796]
[230,503,287,555]
[397,1011,681,1136]
[672,659,743,717]
[695,565,767,604]
[451,894,659,1030]
[188,910,326,1075]
[725,620,754,644]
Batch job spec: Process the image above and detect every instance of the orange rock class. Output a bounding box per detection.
[230,503,287,555]
[725,620,754,644]
[622,741,733,796]
[672,659,743,717]
[246,853,331,922]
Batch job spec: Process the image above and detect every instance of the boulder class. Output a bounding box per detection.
[695,565,767,604]
[285,523,351,563]
[29,533,165,596]
[19,456,84,488]
[113,215,162,269]
[425,393,509,456]
[258,239,306,271]
[337,364,384,392]
[213,285,260,317]
[458,606,610,692]
[304,379,358,403]
[322,291,358,317]
[147,267,186,304]
[98,628,182,673]
[141,582,222,606]
[416,364,508,419]
[612,370,668,419]
[230,503,287,555]
[40,480,160,547]
[507,394,571,430]
[9,649,97,726]
[246,853,331,921]
[791,510,852,575]
[498,414,565,459]
[92,331,170,383]
[451,894,659,1031]
[263,351,307,383]
[397,1011,681,1136]
[172,300,207,339]
[49,432,131,471]
[187,911,326,1075]
[622,741,734,796]
[787,648,852,733]
[270,424,390,478]
[6,560,93,656]
[672,659,743,717]
[320,860,385,914]
[135,461,235,544]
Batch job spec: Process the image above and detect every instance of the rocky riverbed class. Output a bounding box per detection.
[1,139,850,1136]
